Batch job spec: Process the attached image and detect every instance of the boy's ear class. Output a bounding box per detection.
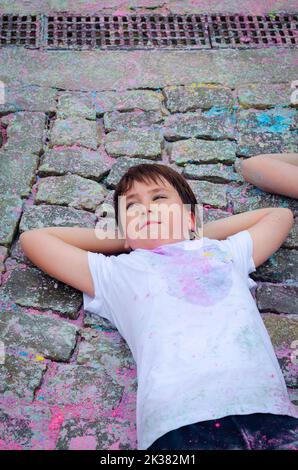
[124,238,131,250]
[189,212,196,232]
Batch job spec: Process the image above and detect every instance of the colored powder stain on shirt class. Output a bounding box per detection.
[151,243,233,307]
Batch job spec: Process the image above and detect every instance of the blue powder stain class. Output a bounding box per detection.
[204,106,229,117]
[255,109,295,133]
[19,351,28,357]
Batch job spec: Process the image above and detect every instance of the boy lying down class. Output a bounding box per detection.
[20,163,298,450]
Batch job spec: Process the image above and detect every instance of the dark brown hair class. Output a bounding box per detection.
[113,163,200,236]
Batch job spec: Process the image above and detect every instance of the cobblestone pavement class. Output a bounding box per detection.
[0,0,298,452]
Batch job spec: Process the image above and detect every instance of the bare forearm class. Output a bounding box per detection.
[203,207,283,240]
[239,154,298,198]
[253,152,298,166]
[21,226,129,255]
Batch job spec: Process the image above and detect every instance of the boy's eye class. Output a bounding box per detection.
[126,195,166,210]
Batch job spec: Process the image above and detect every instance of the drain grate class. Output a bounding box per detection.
[0,13,297,50]
[44,14,210,49]
[208,13,298,48]
[0,14,39,47]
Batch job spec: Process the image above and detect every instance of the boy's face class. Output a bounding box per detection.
[119,177,196,251]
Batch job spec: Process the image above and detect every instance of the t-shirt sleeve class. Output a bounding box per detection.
[82,251,117,328]
[219,229,257,289]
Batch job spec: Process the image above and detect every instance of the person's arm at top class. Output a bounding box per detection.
[19,227,129,298]
[236,152,298,198]
[203,207,294,268]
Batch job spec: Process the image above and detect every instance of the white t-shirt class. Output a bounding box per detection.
[83,230,298,450]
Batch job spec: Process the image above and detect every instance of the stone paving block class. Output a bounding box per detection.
[288,387,298,406]
[50,117,100,150]
[262,314,298,387]
[55,415,133,450]
[0,311,78,361]
[171,138,237,165]
[77,327,136,373]
[163,110,235,140]
[0,85,57,114]
[251,249,298,283]
[104,128,163,158]
[19,203,97,233]
[103,110,164,132]
[93,89,164,114]
[0,404,54,450]
[203,207,232,224]
[236,83,296,109]
[2,112,45,155]
[0,149,39,198]
[0,246,8,276]
[256,284,298,315]
[0,265,82,319]
[0,196,23,246]
[37,363,124,407]
[182,162,243,184]
[56,91,96,120]
[163,84,234,113]
[0,351,47,402]
[9,240,37,267]
[35,174,107,211]
[236,108,297,135]
[236,130,298,157]
[106,156,158,188]
[188,180,228,209]
[83,311,118,331]
[38,148,112,180]
[227,183,298,216]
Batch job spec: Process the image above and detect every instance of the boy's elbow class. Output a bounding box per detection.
[284,208,294,229]
[19,229,39,252]
[279,207,294,223]
[276,208,294,238]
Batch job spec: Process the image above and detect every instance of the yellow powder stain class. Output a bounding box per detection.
[35,355,45,361]
[190,83,219,89]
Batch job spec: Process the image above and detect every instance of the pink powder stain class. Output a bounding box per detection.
[69,435,97,450]
[1,365,134,450]
[151,243,233,306]
[214,422,221,428]
[108,440,122,450]
[0,439,24,450]
[49,406,65,432]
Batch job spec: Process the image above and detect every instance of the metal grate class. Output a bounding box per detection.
[44,14,210,50]
[0,14,39,47]
[0,13,297,50]
[208,13,298,48]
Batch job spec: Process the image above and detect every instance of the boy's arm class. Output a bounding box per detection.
[204,207,294,268]
[237,153,298,198]
[19,227,128,298]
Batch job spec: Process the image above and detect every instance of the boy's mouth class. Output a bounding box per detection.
[140,220,162,230]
